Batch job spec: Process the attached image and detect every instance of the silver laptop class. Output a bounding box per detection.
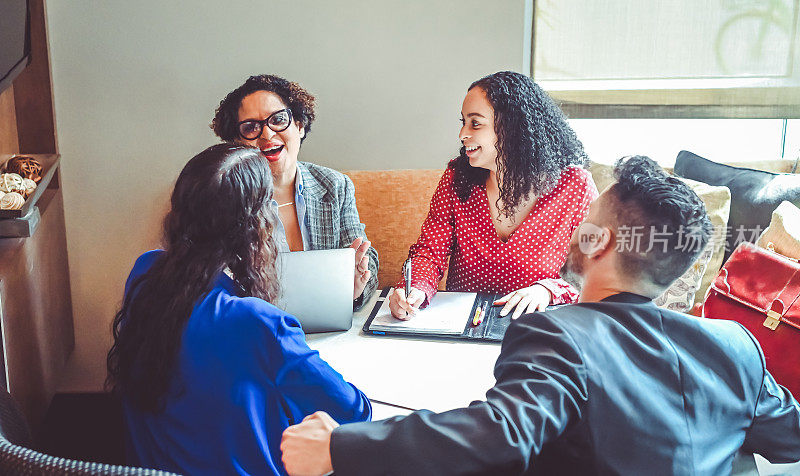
[275,248,355,333]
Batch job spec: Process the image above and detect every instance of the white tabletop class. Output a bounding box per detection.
[306,292,501,413]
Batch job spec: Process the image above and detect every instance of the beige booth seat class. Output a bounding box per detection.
[345,169,445,289]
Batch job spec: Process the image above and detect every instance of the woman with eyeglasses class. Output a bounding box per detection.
[389,71,598,320]
[107,144,371,475]
[211,74,378,309]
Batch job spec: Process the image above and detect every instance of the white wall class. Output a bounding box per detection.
[46,0,528,392]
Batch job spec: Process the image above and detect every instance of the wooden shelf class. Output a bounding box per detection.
[0,154,60,238]
[0,1,73,435]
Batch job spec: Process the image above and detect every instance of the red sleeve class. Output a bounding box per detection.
[538,168,599,305]
[536,278,579,305]
[394,169,457,304]
[570,168,599,231]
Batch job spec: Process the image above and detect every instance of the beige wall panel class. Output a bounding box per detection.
[46,0,527,391]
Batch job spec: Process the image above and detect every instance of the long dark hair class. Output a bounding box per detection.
[106,144,281,412]
[451,71,587,218]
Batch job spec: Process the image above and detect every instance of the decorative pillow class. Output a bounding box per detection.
[654,245,714,313]
[673,150,800,262]
[756,200,800,260]
[678,177,731,304]
[588,161,616,193]
[588,162,731,307]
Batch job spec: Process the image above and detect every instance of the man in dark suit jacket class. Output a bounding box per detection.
[280,156,800,475]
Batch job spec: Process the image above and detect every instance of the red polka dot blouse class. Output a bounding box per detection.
[399,165,598,305]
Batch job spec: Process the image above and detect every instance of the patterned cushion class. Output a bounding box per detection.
[756,200,800,259]
[654,245,714,313]
[588,161,616,193]
[677,177,732,304]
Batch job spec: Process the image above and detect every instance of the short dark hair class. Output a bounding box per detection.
[450,71,587,218]
[608,155,712,287]
[211,74,316,143]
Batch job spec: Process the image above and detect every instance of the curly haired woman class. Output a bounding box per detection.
[389,71,598,320]
[107,144,371,475]
[212,74,378,309]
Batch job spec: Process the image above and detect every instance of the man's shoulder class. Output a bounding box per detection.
[505,302,616,354]
[663,308,765,368]
[522,300,763,372]
[521,300,623,331]
[503,304,597,351]
[541,299,753,336]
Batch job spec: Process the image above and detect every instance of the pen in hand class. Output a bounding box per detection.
[403,259,412,297]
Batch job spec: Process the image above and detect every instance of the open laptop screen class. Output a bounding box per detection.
[275,248,355,333]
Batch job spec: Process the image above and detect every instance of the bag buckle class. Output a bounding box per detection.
[763,310,782,330]
[764,300,786,331]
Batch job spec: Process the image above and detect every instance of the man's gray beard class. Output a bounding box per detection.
[560,252,584,291]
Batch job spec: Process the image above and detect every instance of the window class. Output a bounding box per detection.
[531,0,800,118]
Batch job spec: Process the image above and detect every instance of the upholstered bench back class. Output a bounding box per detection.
[345,169,444,289]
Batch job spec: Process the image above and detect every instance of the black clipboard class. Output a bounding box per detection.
[363,288,512,343]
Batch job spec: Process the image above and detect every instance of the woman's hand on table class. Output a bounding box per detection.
[388,287,426,320]
[349,237,372,300]
[497,284,551,319]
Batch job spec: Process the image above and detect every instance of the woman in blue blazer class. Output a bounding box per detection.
[211,74,378,309]
[106,144,371,475]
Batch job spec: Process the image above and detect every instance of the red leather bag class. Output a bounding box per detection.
[702,242,800,397]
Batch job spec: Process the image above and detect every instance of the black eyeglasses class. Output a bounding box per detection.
[237,108,293,140]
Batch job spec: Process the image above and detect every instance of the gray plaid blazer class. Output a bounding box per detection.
[298,162,379,310]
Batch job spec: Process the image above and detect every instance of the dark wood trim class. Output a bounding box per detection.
[13,0,57,154]
[0,87,20,154]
